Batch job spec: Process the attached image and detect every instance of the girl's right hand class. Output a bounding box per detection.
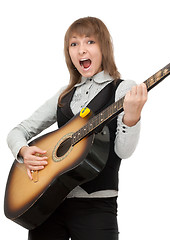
[19,146,48,180]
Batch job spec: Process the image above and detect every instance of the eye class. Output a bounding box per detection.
[70,42,77,47]
[88,40,95,44]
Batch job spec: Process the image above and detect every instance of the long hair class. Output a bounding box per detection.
[58,16,120,106]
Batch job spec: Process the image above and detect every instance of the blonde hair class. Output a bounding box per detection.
[58,16,120,106]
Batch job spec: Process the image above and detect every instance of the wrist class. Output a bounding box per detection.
[19,146,29,157]
[123,114,140,127]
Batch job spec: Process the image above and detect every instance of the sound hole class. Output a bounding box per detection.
[56,137,72,158]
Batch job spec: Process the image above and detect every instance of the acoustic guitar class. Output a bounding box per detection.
[4,63,170,230]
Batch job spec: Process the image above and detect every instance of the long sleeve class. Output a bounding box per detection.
[114,80,141,159]
[7,88,64,162]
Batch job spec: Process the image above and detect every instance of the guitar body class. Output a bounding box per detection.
[4,113,110,230]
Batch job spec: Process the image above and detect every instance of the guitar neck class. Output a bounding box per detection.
[72,63,170,145]
[144,63,170,92]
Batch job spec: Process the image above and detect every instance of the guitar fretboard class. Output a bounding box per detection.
[72,97,124,145]
[144,64,169,91]
[72,63,170,145]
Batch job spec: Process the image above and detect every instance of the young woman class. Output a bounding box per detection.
[7,17,147,240]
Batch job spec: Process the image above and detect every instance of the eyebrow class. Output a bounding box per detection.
[70,35,91,39]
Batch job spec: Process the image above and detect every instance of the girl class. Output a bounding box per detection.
[7,17,147,240]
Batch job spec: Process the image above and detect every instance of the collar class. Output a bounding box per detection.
[75,71,114,87]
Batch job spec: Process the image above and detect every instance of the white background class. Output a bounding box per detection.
[0,0,169,239]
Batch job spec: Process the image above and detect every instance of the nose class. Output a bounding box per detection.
[78,43,87,55]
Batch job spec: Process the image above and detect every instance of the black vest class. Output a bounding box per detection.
[57,79,123,193]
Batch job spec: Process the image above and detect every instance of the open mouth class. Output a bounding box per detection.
[79,59,92,69]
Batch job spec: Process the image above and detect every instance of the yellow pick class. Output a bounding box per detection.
[80,107,91,118]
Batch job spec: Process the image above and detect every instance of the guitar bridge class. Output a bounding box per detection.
[31,170,39,183]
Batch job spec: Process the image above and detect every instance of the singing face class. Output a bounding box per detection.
[69,34,103,78]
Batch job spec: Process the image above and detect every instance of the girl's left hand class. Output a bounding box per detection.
[123,83,148,127]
